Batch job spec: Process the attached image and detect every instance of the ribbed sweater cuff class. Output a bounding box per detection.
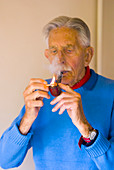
[85,132,110,158]
[8,124,33,146]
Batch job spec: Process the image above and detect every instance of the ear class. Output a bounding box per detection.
[44,49,49,59]
[84,47,94,67]
[44,49,53,64]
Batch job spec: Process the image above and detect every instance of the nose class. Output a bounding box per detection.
[57,50,65,64]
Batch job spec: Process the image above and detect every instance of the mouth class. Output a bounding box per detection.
[61,70,70,75]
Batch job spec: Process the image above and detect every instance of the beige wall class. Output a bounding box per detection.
[102,0,114,78]
[0,0,113,170]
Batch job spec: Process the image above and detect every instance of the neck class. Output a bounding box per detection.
[71,66,91,89]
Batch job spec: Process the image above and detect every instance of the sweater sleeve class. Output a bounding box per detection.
[0,106,33,169]
[84,101,114,170]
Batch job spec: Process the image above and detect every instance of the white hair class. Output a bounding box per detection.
[43,16,91,47]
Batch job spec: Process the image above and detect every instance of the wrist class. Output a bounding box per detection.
[78,122,93,138]
[19,113,35,135]
[78,129,98,149]
[83,129,97,139]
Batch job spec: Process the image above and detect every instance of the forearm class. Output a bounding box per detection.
[75,119,93,137]
[19,112,35,135]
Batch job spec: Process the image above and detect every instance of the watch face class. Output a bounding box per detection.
[90,131,97,140]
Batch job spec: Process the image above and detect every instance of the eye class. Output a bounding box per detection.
[64,46,75,54]
[52,50,57,53]
[67,49,72,53]
[50,49,57,55]
[65,48,74,54]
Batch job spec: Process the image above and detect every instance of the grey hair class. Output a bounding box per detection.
[43,16,91,47]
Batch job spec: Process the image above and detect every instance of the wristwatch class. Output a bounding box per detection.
[78,129,98,148]
[85,129,97,140]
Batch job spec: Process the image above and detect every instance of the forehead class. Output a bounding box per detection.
[48,27,79,47]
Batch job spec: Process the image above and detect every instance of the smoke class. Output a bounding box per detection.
[49,56,72,76]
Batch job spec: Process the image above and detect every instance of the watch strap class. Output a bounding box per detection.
[78,129,98,149]
[84,129,98,147]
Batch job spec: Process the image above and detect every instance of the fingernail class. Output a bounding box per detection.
[52,108,55,112]
[50,101,53,105]
[44,81,47,84]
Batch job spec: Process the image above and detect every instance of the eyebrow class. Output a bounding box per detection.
[49,46,57,49]
[66,44,75,48]
[49,44,75,49]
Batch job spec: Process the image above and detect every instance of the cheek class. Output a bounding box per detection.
[67,57,80,69]
[67,56,85,72]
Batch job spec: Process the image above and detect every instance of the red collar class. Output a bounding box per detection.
[71,66,91,90]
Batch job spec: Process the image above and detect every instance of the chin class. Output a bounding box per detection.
[61,77,74,87]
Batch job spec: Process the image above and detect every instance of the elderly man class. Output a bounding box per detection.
[0,16,114,170]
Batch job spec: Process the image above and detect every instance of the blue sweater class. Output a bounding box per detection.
[0,69,114,170]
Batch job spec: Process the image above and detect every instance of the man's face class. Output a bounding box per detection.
[45,27,91,86]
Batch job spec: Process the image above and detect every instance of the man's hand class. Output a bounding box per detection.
[50,83,92,137]
[19,78,50,135]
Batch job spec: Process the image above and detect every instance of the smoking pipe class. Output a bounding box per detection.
[49,73,62,97]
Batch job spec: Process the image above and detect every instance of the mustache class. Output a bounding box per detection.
[49,57,72,76]
[49,63,72,75]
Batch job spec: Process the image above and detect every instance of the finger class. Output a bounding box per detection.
[26,99,44,108]
[24,83,49,97]
[25,90,50,101]
[59,105,66,115]
[59,102,73,115]
[29,78,47,85]
[50,92,74,105]
[52,98,75,112]
[58,83,74,93]
[53,102,72,114]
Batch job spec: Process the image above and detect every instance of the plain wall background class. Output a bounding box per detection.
[102,0,114,78]
[0,0,113,169]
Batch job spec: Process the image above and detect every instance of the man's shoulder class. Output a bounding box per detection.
[95,71,114,94]
[97,73,114,86]
[89,69,113,94]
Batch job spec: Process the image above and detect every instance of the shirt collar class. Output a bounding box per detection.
[71,66,91,90]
